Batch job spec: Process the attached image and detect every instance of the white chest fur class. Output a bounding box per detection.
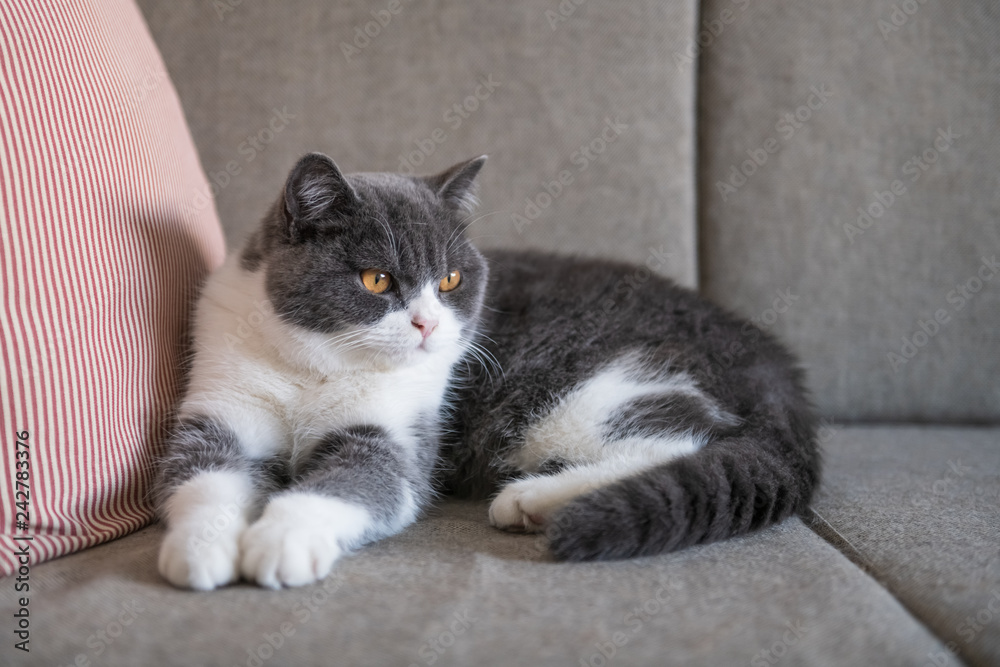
[179,257,463,466]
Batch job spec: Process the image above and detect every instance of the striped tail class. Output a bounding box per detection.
[546,420,820,561]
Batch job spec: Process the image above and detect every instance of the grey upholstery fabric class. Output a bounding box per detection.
[135,0,699,287]
[2,493,959,667]
[812,425,1000,666]
[697,1,1000,421]
[20,5,988,666]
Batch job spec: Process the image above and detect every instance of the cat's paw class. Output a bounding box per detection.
[489,476,583,533]
[239,493,370,589]
[158,521,244,591]
[240,520,340,589]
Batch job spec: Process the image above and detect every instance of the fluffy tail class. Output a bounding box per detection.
[547,418,820,561]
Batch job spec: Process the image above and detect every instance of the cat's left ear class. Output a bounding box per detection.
[423,155,488,213]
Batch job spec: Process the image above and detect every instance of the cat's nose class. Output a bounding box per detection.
[411,315,438,339]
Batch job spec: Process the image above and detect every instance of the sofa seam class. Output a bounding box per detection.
[691,0,703,293]
[801,508,972,667]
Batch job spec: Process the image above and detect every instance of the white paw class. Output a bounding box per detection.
[239,493,370,589]
[158,520,245,591]
[158,470,254,590]
[489,475,586,533]
[240,516,341,589]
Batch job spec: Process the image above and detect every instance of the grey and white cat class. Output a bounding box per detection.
[155,153,820,590]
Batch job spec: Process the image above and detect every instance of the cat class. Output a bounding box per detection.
[154,152,820,590]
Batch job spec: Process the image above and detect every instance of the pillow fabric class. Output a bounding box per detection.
[0,0,225,575]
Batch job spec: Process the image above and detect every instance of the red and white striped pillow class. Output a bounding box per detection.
[0,0,225,574]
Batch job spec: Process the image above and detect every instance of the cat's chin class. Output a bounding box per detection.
[339,340,449,371]
[400,341,448,365]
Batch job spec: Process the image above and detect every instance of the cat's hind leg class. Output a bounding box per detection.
[489,435,700,533]
[239,425,429,589]
[489,358,736,534]
[155,416,282,590]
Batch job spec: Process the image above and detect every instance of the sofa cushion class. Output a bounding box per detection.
[2,490,959,665]
[0,0,225,575]
[136,0,700,287]
[697,0,1000,421]
[811,425,1000,666]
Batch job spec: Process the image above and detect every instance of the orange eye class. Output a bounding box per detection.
[439,270,461,292]
[360,269,392,294]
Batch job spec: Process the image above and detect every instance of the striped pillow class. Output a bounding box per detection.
[0,0,225,574]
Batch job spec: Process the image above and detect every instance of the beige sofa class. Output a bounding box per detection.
[8,2,999,665]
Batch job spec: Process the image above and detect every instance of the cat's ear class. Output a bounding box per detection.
[282,153,359,240]
[424,155,487,213]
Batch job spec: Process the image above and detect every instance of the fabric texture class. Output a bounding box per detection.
[2,2,996,665]
[811,425,1000,666]
[0,491,962,667]
[135,0,699,288]
[697,0,1000,421]
[0,0,225,575]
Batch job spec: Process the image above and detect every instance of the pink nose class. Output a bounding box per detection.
[412,316,438,339]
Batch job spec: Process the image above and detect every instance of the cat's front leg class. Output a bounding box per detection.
[155,416,276,590]
[240,425,427,589]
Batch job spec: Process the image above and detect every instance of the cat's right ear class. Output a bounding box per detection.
[423,155,488,213]
[282,153,359,241]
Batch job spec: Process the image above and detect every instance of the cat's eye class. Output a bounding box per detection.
[439,270,461,292]
[360,268,392,294]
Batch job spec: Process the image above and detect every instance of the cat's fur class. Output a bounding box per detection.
[154,153,820,590]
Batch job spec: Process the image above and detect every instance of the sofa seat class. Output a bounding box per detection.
[810,426,1000,666]
[5,426,996,667]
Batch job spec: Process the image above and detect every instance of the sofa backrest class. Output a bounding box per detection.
[136,0,698,288]
[138,0,1000,423]
[697,0,1000,422]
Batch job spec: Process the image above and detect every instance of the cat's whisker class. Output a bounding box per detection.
[372,212,400,259]
[314,329,375,354]
[458,336,504,384]
[322,331,367,347]
[474,333,502,348]
[447,210,504,253]
[462,233,505,246]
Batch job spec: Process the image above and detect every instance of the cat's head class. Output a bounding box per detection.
[245,152,489,368]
